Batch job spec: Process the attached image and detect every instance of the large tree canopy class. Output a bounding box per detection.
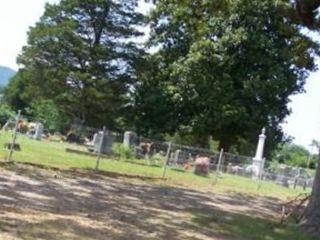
[13,0,145,129]
[138,0,319,152]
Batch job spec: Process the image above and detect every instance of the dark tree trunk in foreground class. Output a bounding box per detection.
[218,137,231,153]
[301,149,320,235]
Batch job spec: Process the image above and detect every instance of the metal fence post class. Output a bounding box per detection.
[95,126,106,171]
[7,110,21,162]
[162,142,172,178]
[214,148,224,183]
[257,158,265,190]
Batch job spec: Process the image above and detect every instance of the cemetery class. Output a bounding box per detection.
[1,0,320,239]
[0,119,317,240]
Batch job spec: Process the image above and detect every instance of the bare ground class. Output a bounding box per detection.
[0,163,283,240]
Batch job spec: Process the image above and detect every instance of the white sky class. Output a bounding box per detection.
[0,0,319,151]
[282,60,320,153]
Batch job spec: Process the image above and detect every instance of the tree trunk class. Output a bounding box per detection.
[300,148,320,235]
[218,137,231,153]
[195,135,209,149]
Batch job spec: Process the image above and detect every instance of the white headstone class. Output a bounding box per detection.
[123,131,138,148]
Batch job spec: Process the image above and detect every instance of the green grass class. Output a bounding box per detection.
[191,211,315,240]
[0,131,308,199]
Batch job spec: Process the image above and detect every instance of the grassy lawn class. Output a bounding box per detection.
[0,131,308,199]
[0,130,316,240]
[190,211,313,240]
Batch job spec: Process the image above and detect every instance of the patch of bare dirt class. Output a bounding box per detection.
[0,163,283,240]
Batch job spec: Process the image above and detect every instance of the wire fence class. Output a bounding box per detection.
[0,111,315,190]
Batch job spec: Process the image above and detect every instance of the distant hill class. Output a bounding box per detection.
[0,66,16,87]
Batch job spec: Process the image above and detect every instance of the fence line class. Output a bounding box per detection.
[0,112,315,190]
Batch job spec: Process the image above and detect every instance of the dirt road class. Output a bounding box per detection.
[0,163,282,240]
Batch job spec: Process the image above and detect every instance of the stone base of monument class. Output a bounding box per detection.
[251,158,265,180]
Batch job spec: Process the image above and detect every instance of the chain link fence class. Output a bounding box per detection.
[0,111,315,189]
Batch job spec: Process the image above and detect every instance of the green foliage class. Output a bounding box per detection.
[26,99,70,132]
[272,143,316,168]
[2,71,29,112]
[150,152,165,165]
[12,0,145,129]
[143,0,319,153]
[0,104,15,126]
[112,143,134,159]
[132,54,180,138]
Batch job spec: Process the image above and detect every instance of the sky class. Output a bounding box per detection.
[0,0,319,152]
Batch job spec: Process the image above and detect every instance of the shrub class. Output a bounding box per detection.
[150,152,165,165]
[113,143,134,159]
[0,104,15,126]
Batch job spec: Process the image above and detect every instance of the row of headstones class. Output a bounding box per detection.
[272,165,313,189]
[27,127,272,179]
[93,131,221,165]
[92,131,198,163]
[27,126,138,152]
[92,131,139,154]
[2,120,43,141]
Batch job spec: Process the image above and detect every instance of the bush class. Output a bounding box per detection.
[150,152,165,165]
[26,99,70,133]
[113,143,134,159]
[0,104,15,126]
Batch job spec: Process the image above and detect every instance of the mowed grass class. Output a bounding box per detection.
[0,131,308,199]
[0,131,316,240]
[190,211,314,240]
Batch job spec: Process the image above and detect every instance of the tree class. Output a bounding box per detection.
[147,0,320,28]
[132,54,180,138]
[310,139,320,149]
[13,0,145,129]
[0,104,15,127]
[300,139,320,234]
[147,1,320,233]
[26,99,70,132]
[292,0,320,234]
[145,0,318,152]
[273,143,316,168]
[301,141,320,235]
[2,71,30,113]
[295,0,320,27]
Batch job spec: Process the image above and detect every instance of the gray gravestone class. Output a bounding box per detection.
[93,131,113,154]
[34,123,44,140]
[123,131,138,148]
[173,150,189,165]
[173,150,181,165]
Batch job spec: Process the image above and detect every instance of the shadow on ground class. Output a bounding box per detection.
[0,163,312,240]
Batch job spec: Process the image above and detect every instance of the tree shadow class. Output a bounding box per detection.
[0,163,314,240]
[190,210,316,240]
